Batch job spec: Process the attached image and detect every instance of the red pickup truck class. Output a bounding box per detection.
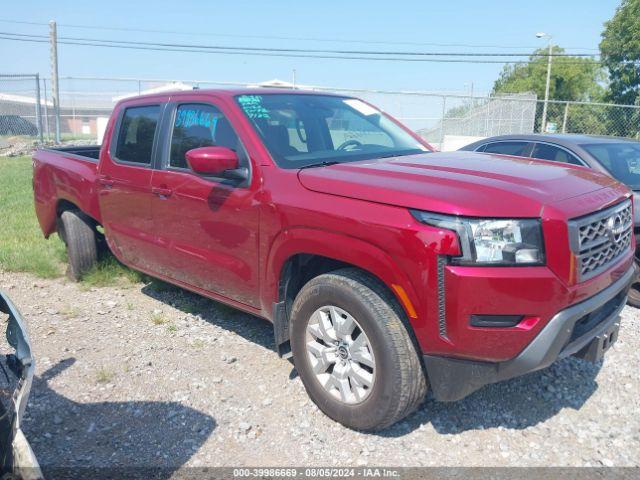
[33,89,635,430]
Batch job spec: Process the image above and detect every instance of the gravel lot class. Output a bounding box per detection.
[2,270,639,470]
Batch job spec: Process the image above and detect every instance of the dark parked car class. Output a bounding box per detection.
[0,115,38,136]
[461,134,640,306]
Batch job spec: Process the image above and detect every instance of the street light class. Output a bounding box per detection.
[536,32,553,133]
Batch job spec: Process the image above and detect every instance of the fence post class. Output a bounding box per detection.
[439,95,447,150]
[34,74,44,144]
[562,102,569,134]
[42,78,50,141]
[484,98,490,136]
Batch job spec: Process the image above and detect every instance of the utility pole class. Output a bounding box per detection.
[50,20,61,144]
[537,32,553,133]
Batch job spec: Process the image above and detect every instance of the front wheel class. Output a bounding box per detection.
[290,268,427,431]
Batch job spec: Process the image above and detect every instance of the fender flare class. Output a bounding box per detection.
[263,227,423,354]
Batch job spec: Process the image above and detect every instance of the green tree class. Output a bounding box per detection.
[600,0,640,105]
[600,0,640,137]
[493,46,605,102]
[492,47,605,133]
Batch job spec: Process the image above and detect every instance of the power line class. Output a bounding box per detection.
[0,34,528,63]
[56,35,601,57]
[0,18,601,52]
[1,31,631,66]
[0,34,606,65]
[0,31,601,57]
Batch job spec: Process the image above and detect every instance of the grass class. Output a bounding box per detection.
[60,305,81,319]
[0,156,66,277]
[95,367,115,384]
[0,156,143,285]
[150,311,168,325]
[80,256,145,288]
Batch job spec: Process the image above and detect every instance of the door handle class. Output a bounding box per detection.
[152,187,173,198]
[98,176,114,188]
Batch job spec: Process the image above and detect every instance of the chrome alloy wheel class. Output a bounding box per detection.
[305,305,376,404]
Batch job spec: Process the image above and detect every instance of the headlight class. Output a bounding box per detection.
[411,211,545,266]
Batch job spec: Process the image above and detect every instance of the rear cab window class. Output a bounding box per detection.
[114,105,161,165]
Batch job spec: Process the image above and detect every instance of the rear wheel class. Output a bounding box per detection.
[59,210,98,281]
[290,268,426,431]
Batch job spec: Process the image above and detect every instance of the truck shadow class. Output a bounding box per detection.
[141,281,276,351]
[22,358,216,479]
[140,282,602,438]
[380,357,602,437]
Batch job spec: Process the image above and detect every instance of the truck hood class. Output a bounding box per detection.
[297,151,622,217]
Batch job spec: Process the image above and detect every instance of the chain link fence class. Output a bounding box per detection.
[0,74,43,150]
[1,74,639,154]
[538,100,640,140]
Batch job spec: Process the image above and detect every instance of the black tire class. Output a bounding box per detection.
[60,210,98,281]
[627,259,640,308]
[290,268,427,431]
[628,283,640,309]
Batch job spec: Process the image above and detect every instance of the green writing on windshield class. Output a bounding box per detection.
[238,95,270,119]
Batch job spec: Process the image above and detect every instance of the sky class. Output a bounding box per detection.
[0,0,622,95]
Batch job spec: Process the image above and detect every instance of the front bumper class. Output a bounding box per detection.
[424,263,636,401]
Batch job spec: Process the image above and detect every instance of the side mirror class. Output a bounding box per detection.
[186,146,245,179]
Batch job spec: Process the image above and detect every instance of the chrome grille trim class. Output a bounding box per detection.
[569,199,633,281]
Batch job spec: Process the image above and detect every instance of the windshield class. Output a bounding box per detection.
[583,142,640,189]
[236,94,429,169]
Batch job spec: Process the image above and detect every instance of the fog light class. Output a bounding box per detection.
[470,315,524,328]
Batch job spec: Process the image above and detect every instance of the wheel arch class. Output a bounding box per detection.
[54,198,101,243]
[265,227,423,357]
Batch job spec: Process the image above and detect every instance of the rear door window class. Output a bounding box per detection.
[531,143,582,165]
[482,141,530,156]
[115,105,160,165]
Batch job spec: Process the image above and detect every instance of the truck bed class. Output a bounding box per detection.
[32,146,102,237]
[42,145,101,161]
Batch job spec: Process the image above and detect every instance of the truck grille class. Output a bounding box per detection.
[569,199,633,281]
